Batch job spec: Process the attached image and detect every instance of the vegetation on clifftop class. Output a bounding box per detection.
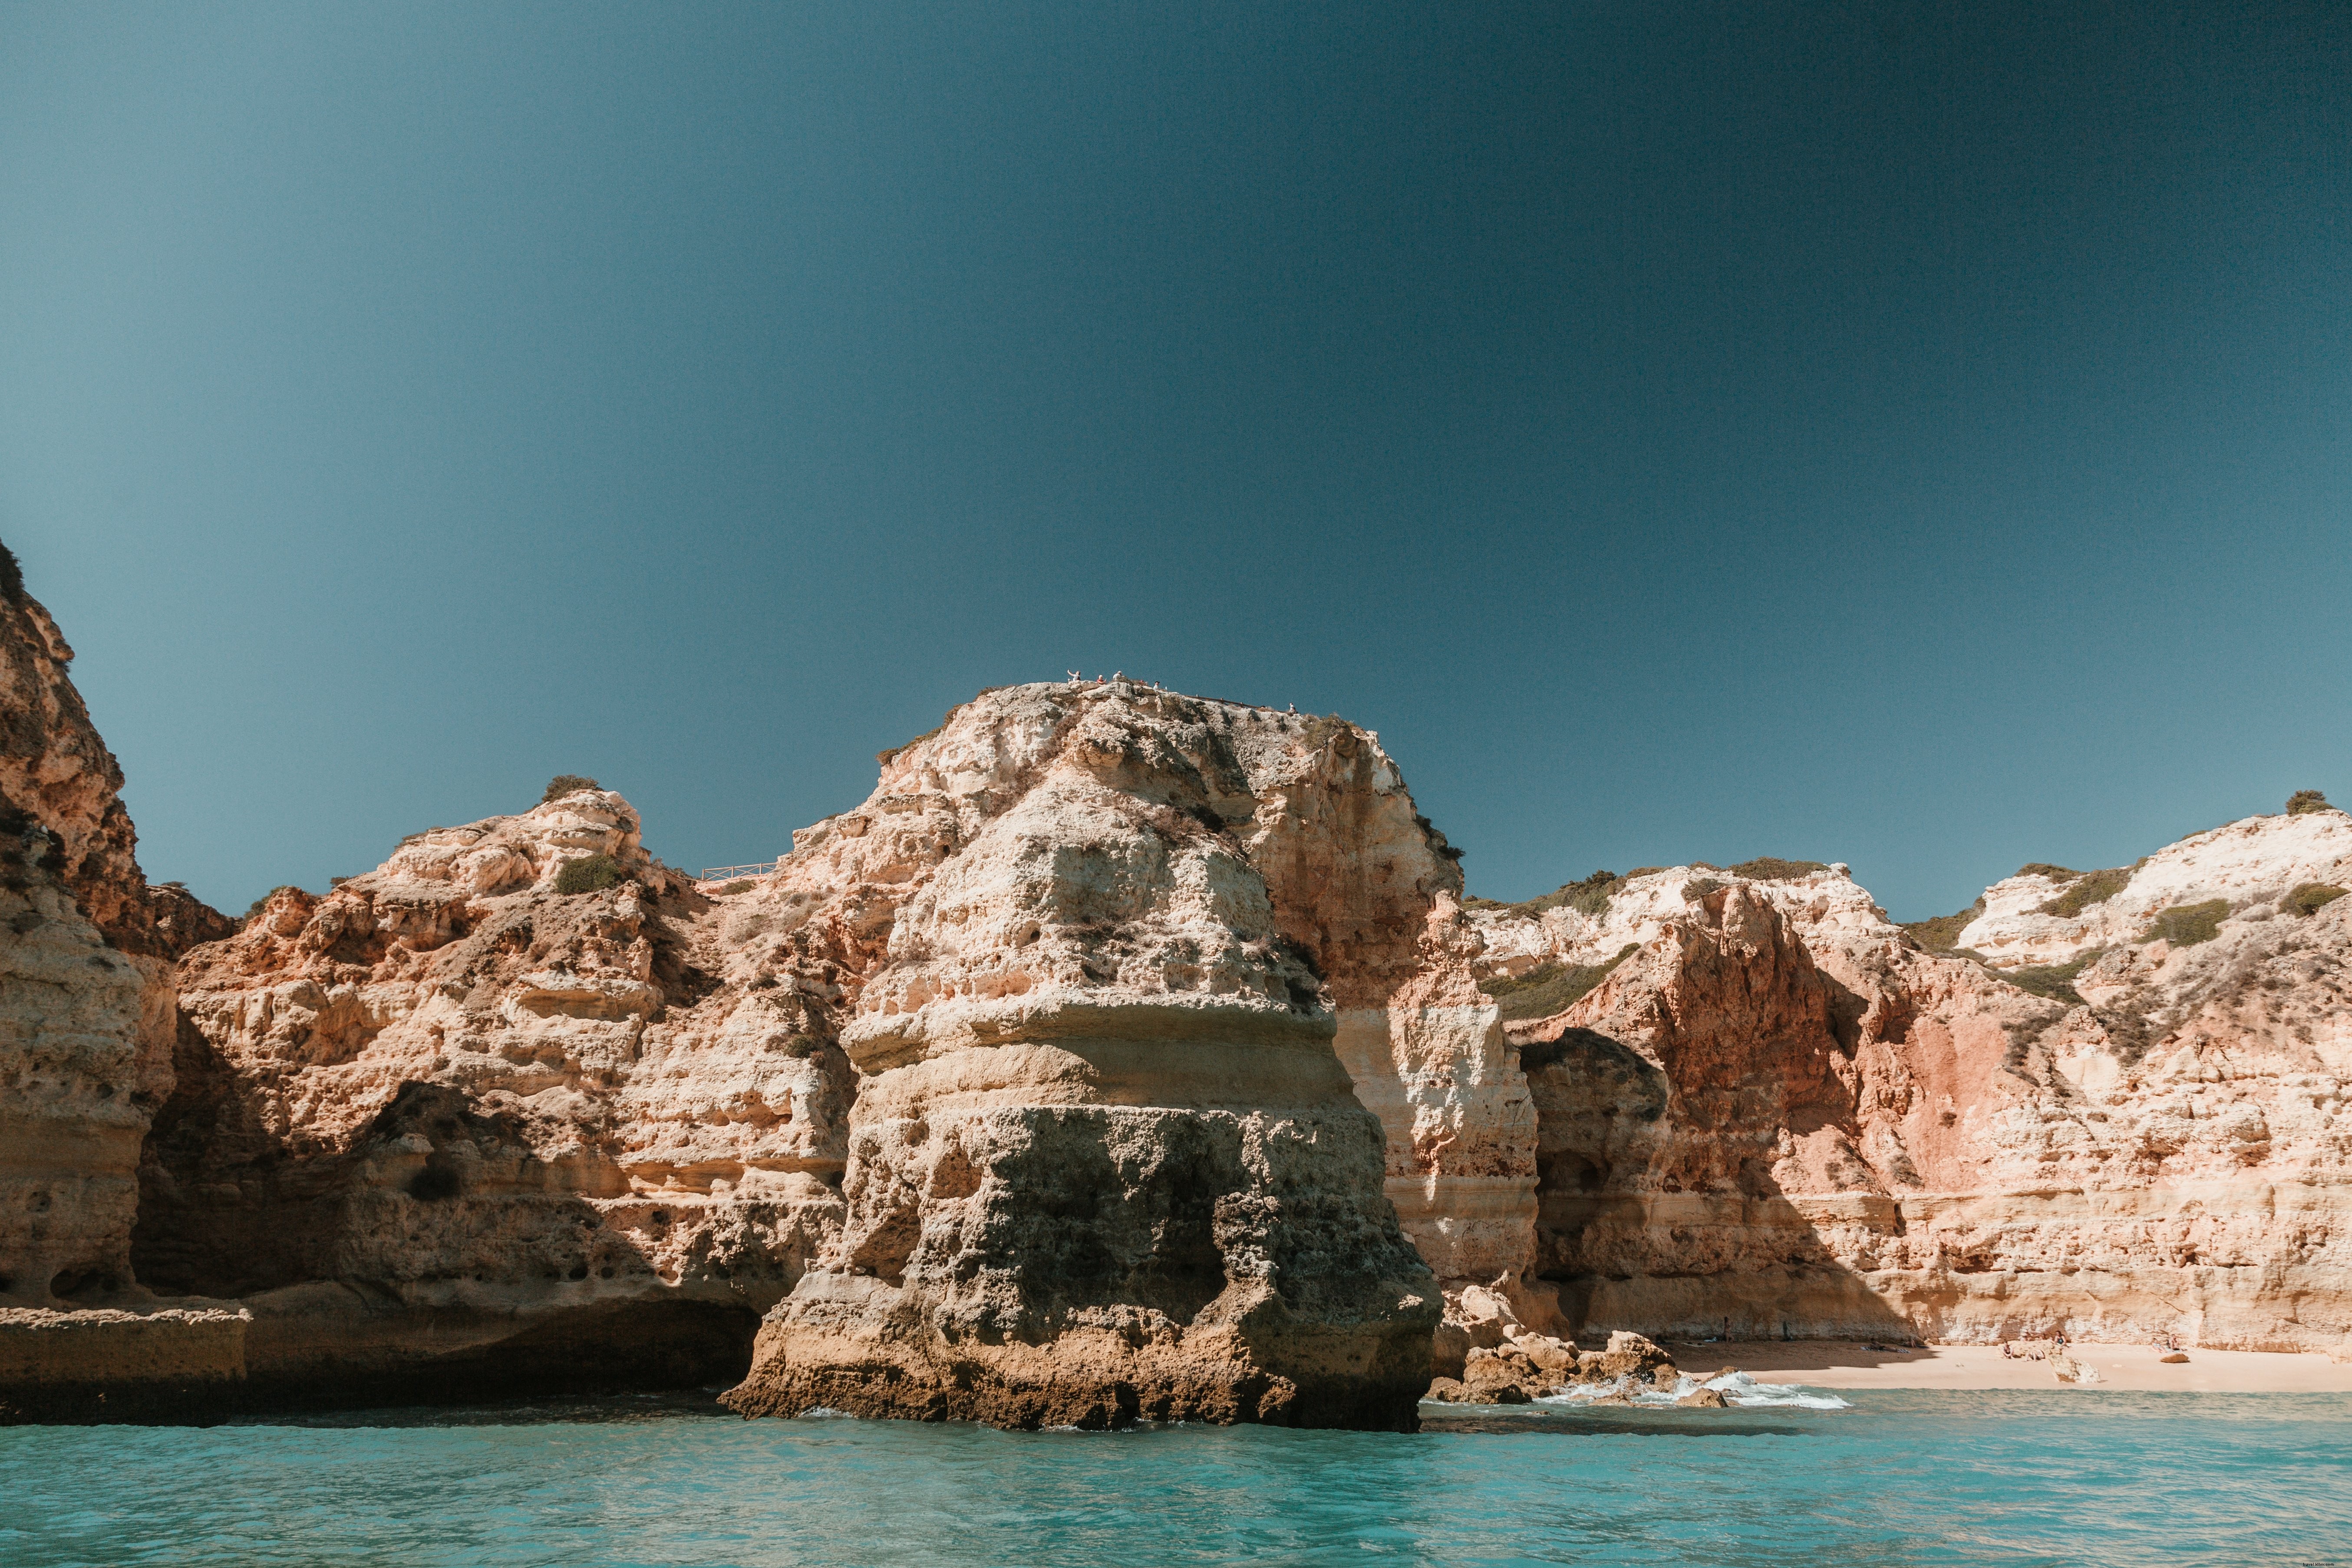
[2143,898,2229,948]
[555,854,625,895]
[2001,954,2097,1007]
[1465,868,1632,918]
[1478,943,1641,1022]
[2037,866,2133,918]
[1466,858,1826,921]
[1902,898,1984,953]
[2289,883,2346,917]
[1723,857,1829,881]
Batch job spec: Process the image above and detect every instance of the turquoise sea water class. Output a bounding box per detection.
[4,1390,2349,1567]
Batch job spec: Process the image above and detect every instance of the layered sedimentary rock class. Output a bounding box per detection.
[90,681,1456,1422]
[11,560,2352,1421]
[1471,822,2352,1351]
[0,567,231,1310]
[135,789,849,1394]
[0,820,155,1305]
[722,683,1439,1428]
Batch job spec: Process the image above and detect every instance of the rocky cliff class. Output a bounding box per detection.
[720,683,1442,1428]
[1469,825,2352,1352]
[6,570,2351,1421]
[60,679,1457,1424]
[132,788,848,1397]
[0,555,231,1315]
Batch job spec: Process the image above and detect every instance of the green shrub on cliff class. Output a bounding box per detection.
[2037,867,2131,919]
[1725,857,1829,881]
[2288,882,2346,917]
[555,854,625,895]
[1902,898,1984,953]
[1477,944,1640,1022]
[2287,789,2333,816]
[542,774,601,803]
[2000,954,2096,1007]
[1466,869,1623,918]
[2142,898,2229,948]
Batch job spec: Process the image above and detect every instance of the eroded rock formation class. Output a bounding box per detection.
[0,568,230,1312]
[719,684,1440,1428]
[1474,829,2352,1352]
[135,789,848,1395]
[28,679,1458,1424]
[7,556,2352,1422]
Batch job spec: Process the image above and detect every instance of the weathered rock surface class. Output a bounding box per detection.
[1475,824,2352,1352]
[0,835,155,1306]
[0,566,231,1310]
[0,1304,249,1422]
[721,683,1439,1429]
[1956,812,2352,969]
[10,559,2352,1421]
[0,573,232,961]
[132,788,848,1396]
[1441,1328,1673,1403]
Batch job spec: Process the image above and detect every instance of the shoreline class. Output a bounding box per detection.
[1656,1338,2352,1393]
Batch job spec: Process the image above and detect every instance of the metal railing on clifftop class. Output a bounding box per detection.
[697,862,776,883]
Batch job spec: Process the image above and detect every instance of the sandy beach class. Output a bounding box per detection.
[1655,1338,2352,1393]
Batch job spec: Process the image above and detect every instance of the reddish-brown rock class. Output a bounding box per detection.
[1483,837,2352,1353]
[133,788,848,1395]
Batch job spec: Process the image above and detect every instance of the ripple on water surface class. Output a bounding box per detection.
[3,1389,2349,1566]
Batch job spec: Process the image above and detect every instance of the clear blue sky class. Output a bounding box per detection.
[4,1,2347,921]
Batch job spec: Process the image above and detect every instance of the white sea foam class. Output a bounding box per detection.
[1534,1371,1851,1411]
[1701,1371,1850,1410]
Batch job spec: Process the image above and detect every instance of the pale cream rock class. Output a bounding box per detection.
[724,683,1440,1429]
[0,583,229,1308]
[1957,809,2352,967]
[0,864,152,1303]
[140,786,851,1389]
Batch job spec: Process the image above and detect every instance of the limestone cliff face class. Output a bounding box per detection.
[0,571,230,1309]
[14,600,2352,1416]
[137,789,848,1390]
[1478,829,2352,1352]
[0,822,154,1305]
[1956,811,2352,969]
[721,683,1440,1429]
[120,681,1454,1420]
[0,581,229,960]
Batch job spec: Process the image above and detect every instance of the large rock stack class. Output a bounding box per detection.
[719,683,1440,1428]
